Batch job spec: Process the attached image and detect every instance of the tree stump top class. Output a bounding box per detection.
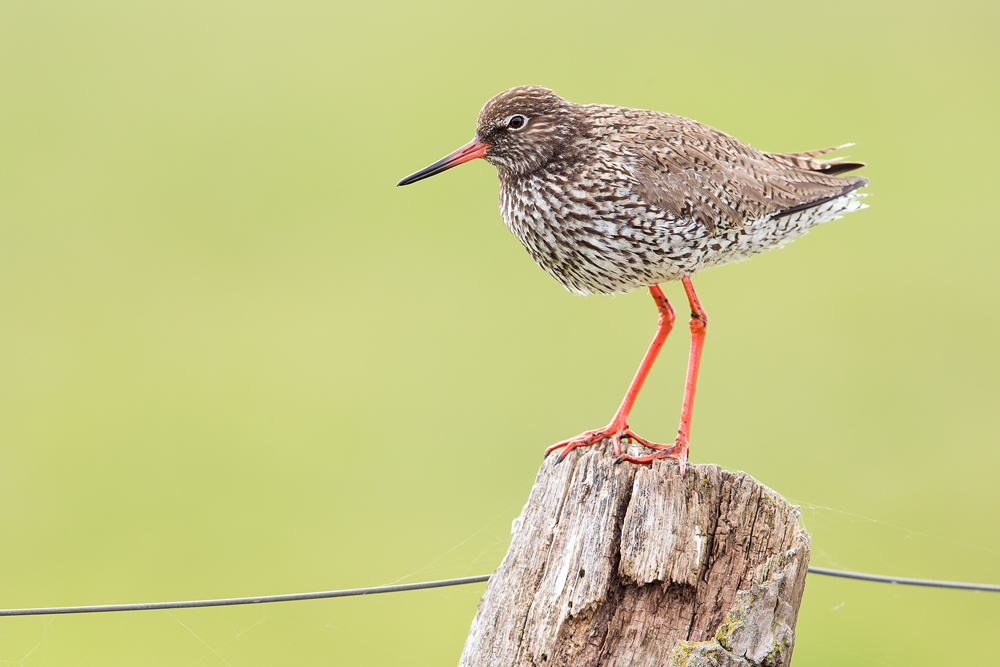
[460,443,810,667]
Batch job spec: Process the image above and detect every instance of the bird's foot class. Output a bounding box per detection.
[544,418,634,463]
[614,439,688,476]
[545,419,685,473]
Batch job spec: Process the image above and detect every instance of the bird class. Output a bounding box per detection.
[397,86,867,473]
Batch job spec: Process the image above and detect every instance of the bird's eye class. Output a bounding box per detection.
[507,115,527,130]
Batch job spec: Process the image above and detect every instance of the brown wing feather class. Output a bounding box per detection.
[607,110,866,235]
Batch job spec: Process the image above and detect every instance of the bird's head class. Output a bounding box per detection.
[397,86,581,186]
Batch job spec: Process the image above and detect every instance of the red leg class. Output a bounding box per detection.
[615,276,707,474]
[545,285,676,463]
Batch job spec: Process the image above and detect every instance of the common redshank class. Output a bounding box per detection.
[397,86,867,473]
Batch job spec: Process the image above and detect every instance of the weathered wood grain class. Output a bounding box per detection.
[458,442,809,667]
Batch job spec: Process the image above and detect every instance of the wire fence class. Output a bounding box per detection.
[1,567,995,617]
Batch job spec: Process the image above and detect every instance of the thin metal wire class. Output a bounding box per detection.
[807,566,1000,592]
[0,567,995,617]
[0,575,491,617]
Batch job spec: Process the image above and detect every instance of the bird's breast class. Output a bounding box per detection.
[497,167,704,294]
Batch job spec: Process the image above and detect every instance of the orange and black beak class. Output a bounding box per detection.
[396,138,490,186]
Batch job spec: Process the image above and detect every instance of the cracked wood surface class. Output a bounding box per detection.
[459,443,810,667]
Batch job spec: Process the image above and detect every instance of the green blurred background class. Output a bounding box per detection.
[1,0,997,664]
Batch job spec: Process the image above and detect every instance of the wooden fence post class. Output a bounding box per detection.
[459,442,810,667]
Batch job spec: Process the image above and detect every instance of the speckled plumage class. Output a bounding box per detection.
[472,86,868,295]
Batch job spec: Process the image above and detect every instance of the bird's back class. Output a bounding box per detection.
[584,104,867,233]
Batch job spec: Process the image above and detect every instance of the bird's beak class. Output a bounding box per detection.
[396,138,491,186]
